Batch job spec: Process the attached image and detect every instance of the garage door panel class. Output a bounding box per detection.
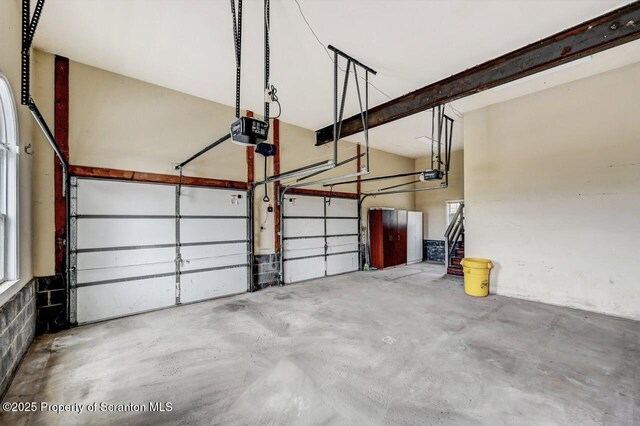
[77,179,175,215]
[181,243,246,261]
[181,254,247,272]
[180,219,246,243]
[77,218,174,249]
[77,247,175,270]
[72,177,249,324]
[283,237,324,265]
[327,236,359,254]
[284,258,325,283]
[327,253,359,276]
[326,198,357,217]
[283,237,323,251]
[76,277,176,324]
[283,219,324,237]
[180,267,248,304]
[180,186,247,216]
[283,247,324,260]
[76,261,175,285]
[283,195,325,216]
[178,186,248,303]
[282,194,359,284]
[327,218,358,235]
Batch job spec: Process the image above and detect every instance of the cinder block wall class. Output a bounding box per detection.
[0,282,36,397]
[253,253,280,289]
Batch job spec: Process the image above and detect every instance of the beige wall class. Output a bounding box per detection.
[31,51,417,267]
[0,0,34,303]
[361,148,417,213]
[414,150,464,240]
[68,59,246,181]
[464,62,640,320]
[31,51,55,276]
[253,127,417,254]
[252,117,359,254]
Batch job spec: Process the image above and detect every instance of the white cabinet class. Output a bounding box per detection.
[407,211,423,264]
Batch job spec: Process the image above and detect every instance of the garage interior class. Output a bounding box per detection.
[0,0,639,424]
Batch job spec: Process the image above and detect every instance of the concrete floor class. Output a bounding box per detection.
[2,263,639,425]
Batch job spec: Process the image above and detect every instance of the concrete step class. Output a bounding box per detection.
[451,257,462,266]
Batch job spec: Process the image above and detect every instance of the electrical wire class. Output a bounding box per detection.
[293,0,466,122]
[259,206,270,229]
[268,84,282,119]
[264,0,282,120]
[448,104,463,119]
[293,0,391,100]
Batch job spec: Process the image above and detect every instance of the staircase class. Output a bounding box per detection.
[446,238,465,276]
[444,202,464,277]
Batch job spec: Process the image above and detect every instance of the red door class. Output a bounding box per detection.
[383,210,397,268]
[368,210,385,270]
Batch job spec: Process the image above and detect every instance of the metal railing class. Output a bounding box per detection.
[444,202,464,267]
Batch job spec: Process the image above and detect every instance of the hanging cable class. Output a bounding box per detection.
[263,0,282,121]
[292,0,390,100]
[230,0,242,119]
[267,84,281,119]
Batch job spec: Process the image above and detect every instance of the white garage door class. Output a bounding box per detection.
[70,177,249,324]
[282,194,359,283]
[178,186,249,304]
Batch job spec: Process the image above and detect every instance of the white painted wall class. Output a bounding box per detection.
[464,62,640,320]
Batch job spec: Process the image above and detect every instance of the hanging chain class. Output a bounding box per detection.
[264,0,270,122]
[230,0,242,118]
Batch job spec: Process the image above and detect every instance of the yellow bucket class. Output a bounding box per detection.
[460,258,493,297]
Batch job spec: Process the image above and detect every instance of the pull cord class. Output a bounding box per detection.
[263,156,270,202]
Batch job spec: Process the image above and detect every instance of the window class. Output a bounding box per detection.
[446,200,463,226]
[0,73,19,283]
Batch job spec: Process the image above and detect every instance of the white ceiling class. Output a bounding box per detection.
[33,0,638,158]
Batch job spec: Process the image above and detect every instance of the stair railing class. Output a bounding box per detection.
[444,202,464,267]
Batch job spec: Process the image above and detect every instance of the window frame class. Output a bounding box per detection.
[445,199,464,228]
[0,73,20,284]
